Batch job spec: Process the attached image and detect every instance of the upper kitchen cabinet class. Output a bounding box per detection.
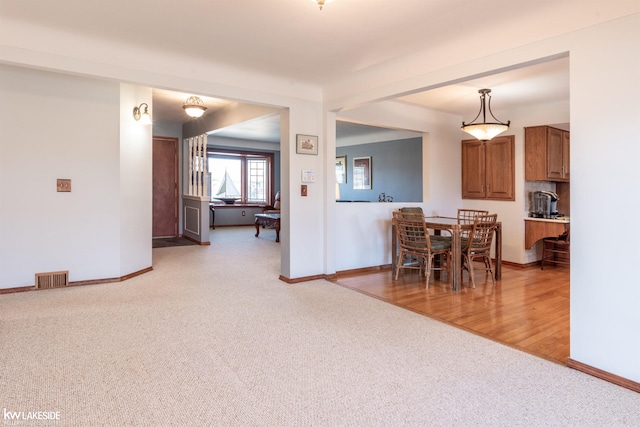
[525,126,570,182]
[462,135,515,200]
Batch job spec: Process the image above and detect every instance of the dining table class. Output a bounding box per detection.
[391,215,502,291]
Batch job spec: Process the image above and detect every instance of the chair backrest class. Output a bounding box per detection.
[464,214,498,253]
[393,211,431,252]
[400,207,424,215]
[272,191,281,210]
[457,208,489,224]
[458,209,489,239]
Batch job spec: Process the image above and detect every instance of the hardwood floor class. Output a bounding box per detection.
[331,262,570,365]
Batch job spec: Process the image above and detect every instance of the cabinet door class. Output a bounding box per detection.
[546,127,564,180]
[562,131,570,180]
[486,135,515,200]
[461,140,485,199]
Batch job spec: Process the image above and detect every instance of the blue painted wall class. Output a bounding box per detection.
[336,137,422,203]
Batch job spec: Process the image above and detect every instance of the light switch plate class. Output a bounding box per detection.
[57,179,71,192]
[301,185,307,196]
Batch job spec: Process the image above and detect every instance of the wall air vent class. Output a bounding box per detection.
[35,271,69,289]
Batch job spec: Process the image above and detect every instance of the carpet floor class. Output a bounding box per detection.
[1,226,638,426]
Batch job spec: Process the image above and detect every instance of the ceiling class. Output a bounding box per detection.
[6,0,630,140]
[154,56,569,143]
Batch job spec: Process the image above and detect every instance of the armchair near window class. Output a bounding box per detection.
[263,191,280,214]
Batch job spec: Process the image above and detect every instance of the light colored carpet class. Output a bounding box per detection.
[1,226,638,426]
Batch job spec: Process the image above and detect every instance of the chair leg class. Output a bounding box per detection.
[425,255,432,288]
[485,255,495,284]
[394,250,404,280]
[461,254,475,288]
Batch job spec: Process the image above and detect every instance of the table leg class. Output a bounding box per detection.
[255,219,261,238]
[391,223,397,276]
[275,220,280,242]
[451,226,461,291]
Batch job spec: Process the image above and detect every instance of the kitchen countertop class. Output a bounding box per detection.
[524,216,570,223]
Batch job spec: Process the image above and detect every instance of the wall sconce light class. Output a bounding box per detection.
[183,96,207,118]
[461,89,510,141]
[133,103,152,124]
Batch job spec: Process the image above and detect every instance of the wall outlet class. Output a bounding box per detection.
[57,179,71,192]
[242,211,246,216]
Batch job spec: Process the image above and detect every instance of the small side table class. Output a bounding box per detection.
[254,213,280,242]
[209,205,215,229]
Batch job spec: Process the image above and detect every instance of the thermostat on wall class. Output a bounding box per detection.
[301,169,315,183]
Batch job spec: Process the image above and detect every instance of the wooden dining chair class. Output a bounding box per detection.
[461,213,498,288]
[392,211,451,287]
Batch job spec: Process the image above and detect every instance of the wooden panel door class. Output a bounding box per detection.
[461,139,486,199]
[546,127,564,180]
[485,135,515,200]
[153,137,178,237]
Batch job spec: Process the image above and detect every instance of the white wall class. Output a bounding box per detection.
[0,65,122,286]
[119,84,153,276]
[568,14,640,382]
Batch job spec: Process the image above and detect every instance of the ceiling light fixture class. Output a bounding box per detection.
[461,89,510,141]
[132,103,151,124]
[183,96,207,118]
[311,0,334,10]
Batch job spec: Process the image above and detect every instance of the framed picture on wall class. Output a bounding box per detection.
[336,156,347,183]
[353,156,371,189]
[296,134,318,155]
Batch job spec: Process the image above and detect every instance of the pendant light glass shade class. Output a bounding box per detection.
[461,123,509,141]
[461,89,510,141]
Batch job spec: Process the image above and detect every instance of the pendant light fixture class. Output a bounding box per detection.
[461,89,510,141]
[311,0,334,10]
[183,96,207,118]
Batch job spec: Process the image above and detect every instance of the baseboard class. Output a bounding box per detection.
[279,274,328,284]
[336,264,392,278]
[279,265,394,284]
[0,285,34,295]
[0,266,153,294]
[566,358,640,393]
[182,234,211,246]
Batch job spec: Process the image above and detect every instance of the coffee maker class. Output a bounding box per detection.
[531,191,559,218]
